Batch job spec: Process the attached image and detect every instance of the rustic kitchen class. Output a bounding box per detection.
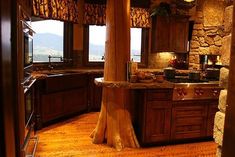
[1,0,235,157]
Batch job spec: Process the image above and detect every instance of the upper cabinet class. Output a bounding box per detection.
[151,15,189,53]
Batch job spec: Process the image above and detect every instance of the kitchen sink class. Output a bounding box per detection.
[44,70,82,76]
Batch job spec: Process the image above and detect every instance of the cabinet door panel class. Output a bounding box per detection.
[88,73,103,111]
[144,101,171,143]
[171,102,207,140]
[171,17,189,53]
[151,16,189,53]
[207,103,219,136]
[151,16,171,52]
[64,88,87,114]
[41,92,63,122]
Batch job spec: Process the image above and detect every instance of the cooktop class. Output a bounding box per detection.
[166,77,218,83]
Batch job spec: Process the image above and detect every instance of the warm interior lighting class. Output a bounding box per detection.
[184,0,195,2]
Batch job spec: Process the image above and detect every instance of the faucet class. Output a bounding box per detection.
[48,55,63,70]
[48,55,72,70]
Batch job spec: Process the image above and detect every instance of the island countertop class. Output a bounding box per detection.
[94,77,174,89]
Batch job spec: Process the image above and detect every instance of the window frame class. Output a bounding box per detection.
[83,25,149,68]
[32,20,73,67]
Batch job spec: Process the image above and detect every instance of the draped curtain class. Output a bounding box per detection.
[83,3,150,28]
[33,0,79,23]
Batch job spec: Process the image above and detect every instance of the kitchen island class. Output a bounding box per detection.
[95,77,222,146]
[33,69,222,146]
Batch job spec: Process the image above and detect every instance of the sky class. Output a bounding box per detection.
[89,25,142,50]
[31,20,142,50]
[32,20,64,36]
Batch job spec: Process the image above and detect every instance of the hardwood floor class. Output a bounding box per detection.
[36,112,217,157]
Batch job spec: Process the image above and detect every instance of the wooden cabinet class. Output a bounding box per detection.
[145,101,172,143]
[136,89,219,145]
[171,17,189,53]
[207,101,219,136]
[41,88,87,123]
[151,16,171,52]
[41,92,64,122]
[37,73,88,126]
[136,89,173,145]
[151,16,189,53]
[88,73,103,111]
[171,101,208,140]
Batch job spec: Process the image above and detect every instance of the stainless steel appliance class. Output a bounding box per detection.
[22,76,38,157]
[22,20,34,68]
[166,77,222,101]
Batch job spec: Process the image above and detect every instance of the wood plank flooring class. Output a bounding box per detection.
[36,112,217,157]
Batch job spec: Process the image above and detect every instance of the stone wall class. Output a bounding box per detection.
[214,68,229,157]
[213,4,233,157]
[189,0,225,69]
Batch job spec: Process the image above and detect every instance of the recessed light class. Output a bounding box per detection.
[184,0,195,2]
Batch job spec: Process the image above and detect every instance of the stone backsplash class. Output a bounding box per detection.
[212,3,232,157]
[189,1,233,69]
[189,0,225,69]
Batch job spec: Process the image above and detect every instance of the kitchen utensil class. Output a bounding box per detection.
[164,67,176,79]
[188,71,201,81]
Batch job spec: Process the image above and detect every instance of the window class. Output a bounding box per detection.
[32,20,64,63]
[86,25,147,65]
[89,26,106,62]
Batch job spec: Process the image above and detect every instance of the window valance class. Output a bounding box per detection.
[83,3,150,28]
[33,0,79,23]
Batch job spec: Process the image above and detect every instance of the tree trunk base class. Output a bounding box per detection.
[90,88,140,151]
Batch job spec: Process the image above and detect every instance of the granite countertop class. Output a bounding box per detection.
[31,68,104,79]
[94,78,174,89]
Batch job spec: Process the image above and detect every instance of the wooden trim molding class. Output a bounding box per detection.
[83,25,149,68]
[0,0,17,156]
[221,1,235,157]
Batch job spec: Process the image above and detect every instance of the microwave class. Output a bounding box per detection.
[22,20,34,67]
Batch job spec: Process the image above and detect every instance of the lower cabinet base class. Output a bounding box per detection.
[135,89,219,146]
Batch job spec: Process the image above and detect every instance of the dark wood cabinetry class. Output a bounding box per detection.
[151,16,189,53]
[41,88,87,123]
[171,17,189,53]
[145,101,172,143]
[151,16,171,52]
[88,73,103,111]
[207,102,219,136]
[136,89,219,145]
[36,74,88,126]
[171,101,208,140]
[137,89,173,144]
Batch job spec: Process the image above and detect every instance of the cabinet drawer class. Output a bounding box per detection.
[45,73,88,93]
[147,89,172,101]
[173,105,206,118]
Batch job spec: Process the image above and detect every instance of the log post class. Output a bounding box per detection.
[90,0,140,151]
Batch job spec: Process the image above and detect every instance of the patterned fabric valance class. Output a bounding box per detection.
[130,8,150,28]
[33,0,79,23]
[83,4,106,25]
[83,3,150,28]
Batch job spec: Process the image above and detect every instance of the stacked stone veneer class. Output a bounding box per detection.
[213,4,233,157]
[214,68,229,157]
[189,0,226,69]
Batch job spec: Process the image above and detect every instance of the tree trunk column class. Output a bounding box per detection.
[90,0,140,151]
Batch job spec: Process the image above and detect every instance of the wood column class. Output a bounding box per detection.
[222,1,235,156]
[90,0,140,151]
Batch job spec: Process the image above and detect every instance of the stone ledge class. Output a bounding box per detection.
[219,90,227,113]
[214,111,225,146]
[219,67,229,89]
